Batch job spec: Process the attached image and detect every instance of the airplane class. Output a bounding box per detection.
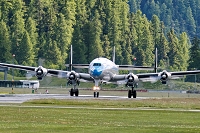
[0,46,200,98]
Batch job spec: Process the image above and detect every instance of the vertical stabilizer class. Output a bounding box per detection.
[70,45,73,71]
[154,48,158,73]
[112,46,115,63]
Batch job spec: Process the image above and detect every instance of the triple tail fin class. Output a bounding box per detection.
[69,45,73,71]
[112,46,115,63]
[154,48,158,73]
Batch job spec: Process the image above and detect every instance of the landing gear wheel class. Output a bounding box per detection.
[74,89,79,97]
[128,90,132,98]
[127,89,137,98]
[133,90,137,98]
[96,92,99,98]
[70,88,74,96]
[94,92,99,98]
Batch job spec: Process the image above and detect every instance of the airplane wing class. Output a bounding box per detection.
[0,63,36,71]
[111,69,200,85]
[66,64,89,69]
[0,63,70,79]
[0,63,93,81]
[118,65,155,70]
[66,64,155,70]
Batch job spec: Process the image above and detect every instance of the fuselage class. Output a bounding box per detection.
[89,57,118,81]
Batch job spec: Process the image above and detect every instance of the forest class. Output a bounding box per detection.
[0,0,200,82]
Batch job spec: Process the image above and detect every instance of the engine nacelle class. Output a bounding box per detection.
[125,73,139,87]
[159,70,171,84]
[34,66,48,80]
[67,71,80,86]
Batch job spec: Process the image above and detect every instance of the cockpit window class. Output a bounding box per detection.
[93,63,101,66]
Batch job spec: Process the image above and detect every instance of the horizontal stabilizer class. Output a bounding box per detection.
[65,64,89,69]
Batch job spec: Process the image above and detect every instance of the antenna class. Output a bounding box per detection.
[154,48,158,73]
[112,46,115,63]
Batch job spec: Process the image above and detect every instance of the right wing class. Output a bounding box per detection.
[111,69,200,86]
[0,63,93,82]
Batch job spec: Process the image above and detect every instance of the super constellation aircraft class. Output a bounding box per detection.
[1,46,200,98]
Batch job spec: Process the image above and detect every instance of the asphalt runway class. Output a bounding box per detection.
[0,94,150,103]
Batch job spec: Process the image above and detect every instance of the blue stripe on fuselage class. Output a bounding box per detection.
[91,67,102,77]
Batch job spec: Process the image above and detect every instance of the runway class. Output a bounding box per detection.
[0,94,150,103]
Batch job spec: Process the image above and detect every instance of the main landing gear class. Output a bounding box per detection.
[70,88,79,96]
[128,87,137,98]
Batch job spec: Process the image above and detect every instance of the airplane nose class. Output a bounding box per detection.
[92,68,102,76]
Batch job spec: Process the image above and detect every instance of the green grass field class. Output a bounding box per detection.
[0,98,200,133]
[1,72,200,132]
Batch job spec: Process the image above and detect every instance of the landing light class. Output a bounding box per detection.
[93,86,100,91]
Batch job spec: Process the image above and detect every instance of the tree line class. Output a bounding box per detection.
[129,0,200,38]
[0,0,200,82]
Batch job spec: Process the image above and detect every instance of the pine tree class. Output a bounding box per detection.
[187,37,200,82]
[150,16,169,68]
[167,29,181,71]
[133,10,154,66]
[9,0,26,64]
[19,30,35,66]
[25,17,38,66]
[71,0,87,64]
[178,32,189,71]
[188,37,200,70]
[0,20,11,62]
[86,10,103,62]
[185,6,196,36]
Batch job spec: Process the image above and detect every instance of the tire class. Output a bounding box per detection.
[70,88,74,96]
[94,92,96,97]
[74,89,79,97]
[96,92,99,98]
[133,90,137,98]
[128,90,132,98]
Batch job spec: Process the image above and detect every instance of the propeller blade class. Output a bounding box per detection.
[38,58,45,66]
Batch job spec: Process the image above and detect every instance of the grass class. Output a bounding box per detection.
[0,88,200,132]
[1,98,200,133]
[23,98,200,110]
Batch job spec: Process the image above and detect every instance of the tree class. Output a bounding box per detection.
[0,21,11,62]
[9,0,26,64]
[185,7,196,37]
[187,37,200,82]
[150,16,169,68]
[18,30,35,66]
[188,37,200,70]
[71,0,87,64]
[25,17,38,66]
[167,29,181,71]
[178,32,190,71]
[85,10,104,62]
[133,10,154,66]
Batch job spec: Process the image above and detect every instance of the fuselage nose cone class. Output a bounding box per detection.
[92,68,102,77]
